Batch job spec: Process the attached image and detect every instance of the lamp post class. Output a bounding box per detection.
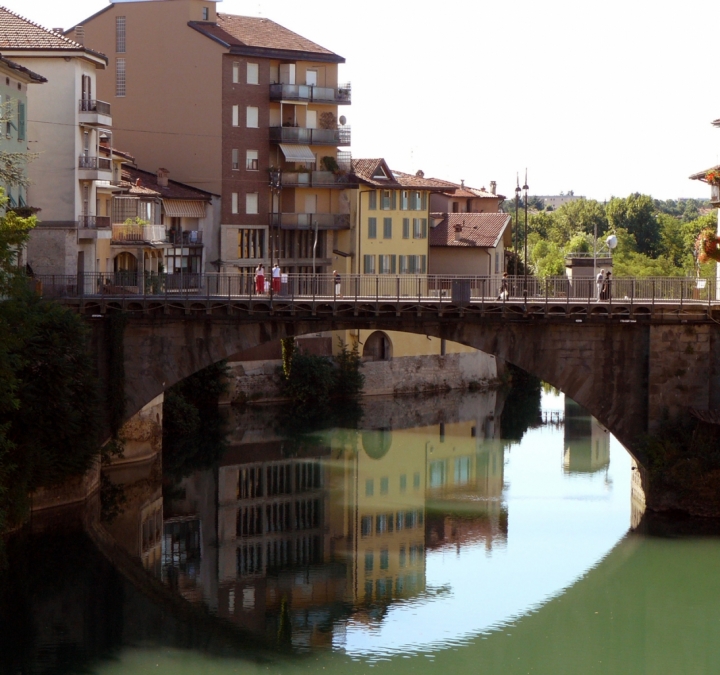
[523,169,529,300]
[514,173,520,275]
[268,168,282,298]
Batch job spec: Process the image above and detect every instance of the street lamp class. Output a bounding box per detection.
[514,173,520,275]
[523,169,529,300]
[268,168,282,298]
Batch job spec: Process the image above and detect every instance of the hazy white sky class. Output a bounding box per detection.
[4,0,718,200]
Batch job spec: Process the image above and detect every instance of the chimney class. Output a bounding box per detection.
[490,180,497,195]
[454,221,464,234]
[135,178,141,187]
[52,28,64,34]
[460,179,465,188]
[415,169,424,178]
[75,26,84,45]
[157,168,169,187]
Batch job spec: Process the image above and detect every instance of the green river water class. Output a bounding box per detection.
[2,388,720,675]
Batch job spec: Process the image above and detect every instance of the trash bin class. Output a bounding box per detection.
[451,279,471,305]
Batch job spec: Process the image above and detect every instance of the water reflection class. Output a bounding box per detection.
[563,398,611,475]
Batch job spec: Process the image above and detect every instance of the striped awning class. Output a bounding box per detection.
[162,199,206,218]
[279,144,315,162]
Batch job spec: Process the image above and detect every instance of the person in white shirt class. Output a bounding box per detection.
[272,264,281,294]
[596,269,605,301]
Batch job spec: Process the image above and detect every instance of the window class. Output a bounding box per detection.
[231,148,239,170]
[401,218,409,239]
[245,192,258,214]
[364,552,374,572]
[246,149,258,170]
[363,255,376,274]
[379,255,396,274]
[17,101,25,140]
[409,191,426,210]
[413,218,427,239]
[231,192,238,214]
[399,255,426,274]
[401,190,408,210]
[237,228,265,258]
[380,477,389,494]
[381,190,396,210]
[232,105,239,126]
[399,546,406,568]
[383,217,392,239]
[368,191,377,210]
[380,549,389,570]
[361,516,373,537]
[246,106,258,128]
[399,474,407,492]
[413,472,420,489]
[367,217,377,239]
[115,58,126,97]
[202,6,209,20]
[247,63,259,85]
[232,62,239,84]
[454,457,471,485]
[115,16,126,53]
[429,461,446,488]
[376,514,388,534]
[365,479,374,496]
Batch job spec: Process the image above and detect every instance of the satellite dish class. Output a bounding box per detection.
[339,115,347,126]
[606,234,618,250]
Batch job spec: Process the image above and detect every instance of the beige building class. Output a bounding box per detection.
[0,7,115,277]
[68,0,352,278]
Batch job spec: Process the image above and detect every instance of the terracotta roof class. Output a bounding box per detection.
[0,6,107,61]
[0,53,45,82]
[351,160,449,190]
[689,165,720,181]
[712,119,720,127]
[189,15,343,61]
[429,213,511,249]
[391,170,457,191]
[123,166,216,200]
[99,144,135,163]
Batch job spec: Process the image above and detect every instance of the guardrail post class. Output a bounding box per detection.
[396,276,400,305]
[375,275,379,304]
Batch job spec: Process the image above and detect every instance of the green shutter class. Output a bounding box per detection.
[403,218,409,238]
[368,217,377,238]
[391,255,396,274]
[421,192,427,210]
[422,218,427,238]
[384,217,392,239]
[392,191,397,210]
[17,102,25,140]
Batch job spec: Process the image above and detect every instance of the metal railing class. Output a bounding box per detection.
[32,273,720,307]
[269,126,351,146]
[167,230,203,245]
[111,223,167,243]
[78,215,111,229]
[78,155,112,171]
[78,99,111,116]
[280,171,352,188]
[269,213,351,229]
[269,82,351,104]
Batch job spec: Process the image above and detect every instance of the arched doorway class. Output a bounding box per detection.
[114,251,138,286]
[363,331,392,361]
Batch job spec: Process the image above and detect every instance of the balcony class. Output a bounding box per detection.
[112,223,168,244]
[269,82,351,105]
[269,213,351,230]
[711,183,720,207]
[78,99,112,126]
[270,126,351,146]
[78,155,112,180]
[167,229,203,245]
[77,215,112,240]
[281,171,352,188]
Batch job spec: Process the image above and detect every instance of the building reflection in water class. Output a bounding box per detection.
[156,393,508,648]
[562,398,610,475]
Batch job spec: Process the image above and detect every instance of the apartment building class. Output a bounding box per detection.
[68,0,352,279]
[0,6,114,276]
[0,54,45,212]
[430,179,505,214]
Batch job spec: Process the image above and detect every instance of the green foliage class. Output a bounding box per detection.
[606,193,658,256]
[552,198,607,243]
[282,352,336,408]
[333,340,365,401]
[281,337,295,378]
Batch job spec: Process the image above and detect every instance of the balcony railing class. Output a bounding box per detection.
[269,82,351,104]
[270,126,351,146]
[78,99,111,116]
[78,155,112,171]
[711,183,720,206]
[112,223,167,243]
[269,213,351,229]
[78,215,111,229]
[167,229,203,245]
[280,171,352,188]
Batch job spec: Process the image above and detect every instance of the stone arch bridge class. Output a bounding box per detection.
[62,290,720,470]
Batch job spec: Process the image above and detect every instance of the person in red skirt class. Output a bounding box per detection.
[255,263,265,294]
[272,264,281,294]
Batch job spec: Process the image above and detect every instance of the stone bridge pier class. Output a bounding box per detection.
[90,314,720,460]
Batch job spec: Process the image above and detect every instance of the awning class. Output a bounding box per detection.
[162,199,206,218]
[279,144,315,162]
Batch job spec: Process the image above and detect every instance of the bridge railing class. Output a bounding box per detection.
[31,272,719,305]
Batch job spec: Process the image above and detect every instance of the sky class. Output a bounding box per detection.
[4,0,719,201]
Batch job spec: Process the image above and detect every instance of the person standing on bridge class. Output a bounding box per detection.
[497,272,509,301]
[272,264,281,294]
[603,271,612,301]
[334,270,342,297]
[255,263,265,295]
[596,268,605,301]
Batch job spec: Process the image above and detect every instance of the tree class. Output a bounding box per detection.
[551,198,607,244]
[606,193,658,256]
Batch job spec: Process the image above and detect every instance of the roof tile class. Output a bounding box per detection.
[429,213,511,248]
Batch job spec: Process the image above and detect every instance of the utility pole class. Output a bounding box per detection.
[514,173,520,275]
[268,168,282,299]
[523,169,529,300]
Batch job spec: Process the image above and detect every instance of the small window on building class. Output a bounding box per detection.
[202,6,209,20]
[247,63,259,85]
[246,106,258,128]
[232,104,239,126]
[368,217,377,239]
[115,58,126,97]
[232,61,239,84]
[246,150,258,170]
[231,148,239,170]
[231,192,238,214]
[401,190,408,210]
[368,191,377,210]
[379,255,396,274]
[363,255,376,274]
[245,192,258,215]
[402,217,409,239]
[115,16,126,53]
[383,217,392,239]
[365,479,374,497]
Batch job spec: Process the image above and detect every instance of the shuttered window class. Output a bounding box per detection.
[383,217,392,239]
[368,217,377,239]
